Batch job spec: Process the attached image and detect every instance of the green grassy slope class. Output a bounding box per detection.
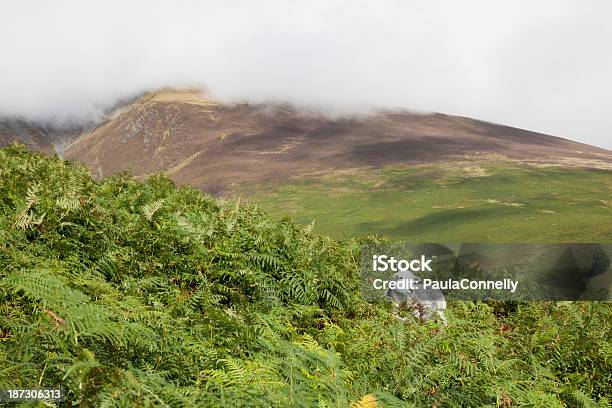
[242,161,612,242]
[1,146,610,407]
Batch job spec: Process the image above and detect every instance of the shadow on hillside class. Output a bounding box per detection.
[358,206,521,238]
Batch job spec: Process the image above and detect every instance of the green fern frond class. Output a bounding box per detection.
[142,198,165,221]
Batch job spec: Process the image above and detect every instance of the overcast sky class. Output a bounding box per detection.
[1,1,611,148]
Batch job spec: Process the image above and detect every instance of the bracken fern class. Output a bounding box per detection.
[0,144,609,407]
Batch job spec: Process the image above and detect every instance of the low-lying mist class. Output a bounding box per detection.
[1,1,611,148]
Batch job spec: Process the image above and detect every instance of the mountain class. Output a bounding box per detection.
[0,118,84,155]
[64,90,612,194]
[5,89,610,242]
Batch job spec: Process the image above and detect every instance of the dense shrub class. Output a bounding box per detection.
[0,145,609,406]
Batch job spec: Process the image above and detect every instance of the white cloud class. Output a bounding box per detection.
[1,0,611,148]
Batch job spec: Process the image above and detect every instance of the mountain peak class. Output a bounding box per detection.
[61,89,612,194]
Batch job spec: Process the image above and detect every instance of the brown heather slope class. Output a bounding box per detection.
[65,89,612,194]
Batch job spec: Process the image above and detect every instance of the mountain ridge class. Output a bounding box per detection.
[65,90,612,194]
[2,89,610,194]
